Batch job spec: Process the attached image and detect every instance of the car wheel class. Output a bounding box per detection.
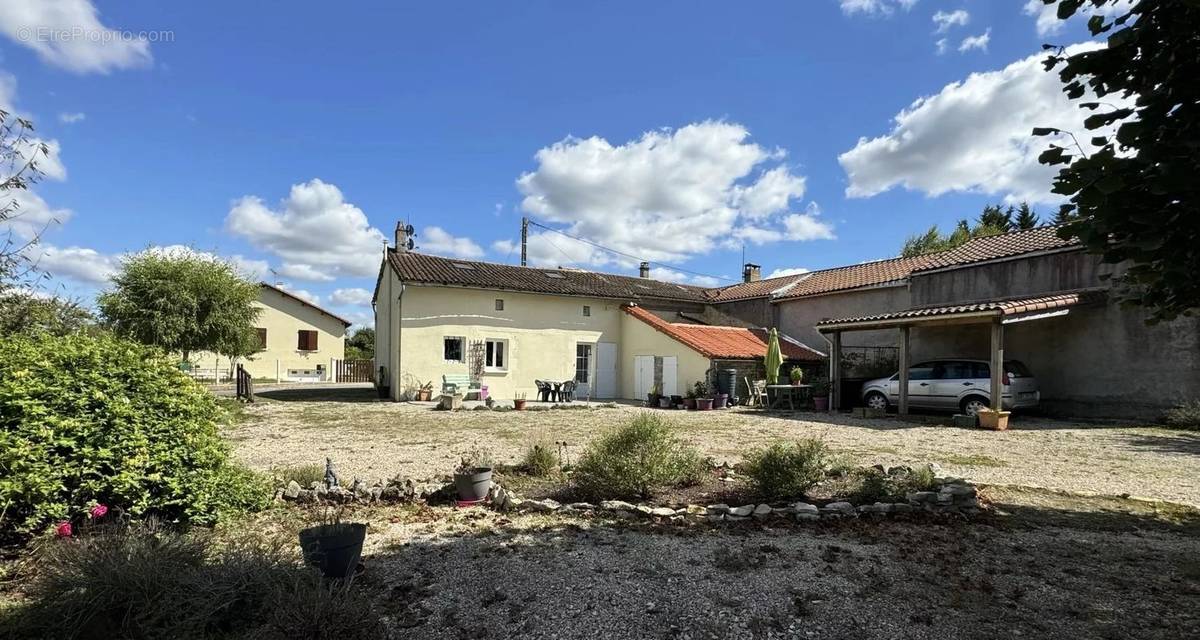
[864,391,888,411]
[960,396,989,416]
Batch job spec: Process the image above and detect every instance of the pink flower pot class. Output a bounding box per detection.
[696,398,714,411]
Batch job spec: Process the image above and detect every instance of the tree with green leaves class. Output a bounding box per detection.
[1015,202,1040,230]
[900,215,1009,258]
[1034,0,1199,322]
[0,291,92,337]
[345,326,375,360]
[978,204,1014,232]
[98,250,261,361]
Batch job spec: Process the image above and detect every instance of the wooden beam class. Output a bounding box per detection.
[990,320,1004,411]
[829,331,841,413]
[898,326,910,415]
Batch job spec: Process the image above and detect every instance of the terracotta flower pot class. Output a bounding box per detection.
[683,398,696,410]
[977,409,1011,431]
[696,397,714,411]
[514,399,527,411]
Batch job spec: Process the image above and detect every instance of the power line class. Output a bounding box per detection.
[525,219,737,284]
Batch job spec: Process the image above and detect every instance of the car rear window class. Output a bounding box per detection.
[1005,360,1033,377]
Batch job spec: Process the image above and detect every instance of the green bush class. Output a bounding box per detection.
[3,525,383,639]
[743,439,828,500]
[573,413,705,500]
[521,442,559,477]
[1165,400,1200,430]
[0,332,271,534]
[847,465,937,503]
[273,463,325,488]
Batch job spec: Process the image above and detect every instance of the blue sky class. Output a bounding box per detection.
[0,0,1108,326]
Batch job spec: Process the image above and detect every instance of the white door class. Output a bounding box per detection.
[662,356,678,397]
[594,342,617,399]
[634,355,655,399]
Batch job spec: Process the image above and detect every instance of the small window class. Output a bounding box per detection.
[485,339,507,371]
[495,298,504,311]
[582,305,591,317]
[297,330,318,351]
[452,262,476,270]
[443,337,464,362]
[576,344,592,384]
[255,328,267,351]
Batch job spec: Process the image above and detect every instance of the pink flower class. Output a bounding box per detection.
[55,521,72,537]
[90,504,109,519]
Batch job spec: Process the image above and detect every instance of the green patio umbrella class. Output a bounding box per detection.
[764,327,783,386]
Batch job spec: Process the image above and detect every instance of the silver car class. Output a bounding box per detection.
[861,359,1039,415]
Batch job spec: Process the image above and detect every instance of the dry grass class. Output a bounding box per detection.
[226,388,1200,506]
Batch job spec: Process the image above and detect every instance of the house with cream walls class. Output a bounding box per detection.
[193,282,351,382]
[372,226,820,402]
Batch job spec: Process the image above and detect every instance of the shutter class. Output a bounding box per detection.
[298,330,317,351]
[297,331,305,350]
[309,331,318,350]
[256,328,267,351]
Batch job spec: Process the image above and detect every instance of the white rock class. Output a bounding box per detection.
[600,500,637,511]
[729,505,755,517]
[649,507,676,517]
[706,504,731,515]
[792,502,819,515]
[284,481,301,499]
[752,504,773,519]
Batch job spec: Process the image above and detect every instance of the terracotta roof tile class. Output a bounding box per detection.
[623,305,825,361]
[387,251,711,303]
[815,289,1105,328]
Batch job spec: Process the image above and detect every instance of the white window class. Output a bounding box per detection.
[443,337,465,362]
[485,339,508,372]
[576,344,592,384]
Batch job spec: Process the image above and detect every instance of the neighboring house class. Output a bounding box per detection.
[371,226,820,402]
[193,282,350,382]
[709,226,1200,419]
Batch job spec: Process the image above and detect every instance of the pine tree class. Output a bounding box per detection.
[978,204,1014,232]
[1015,202,1039,229]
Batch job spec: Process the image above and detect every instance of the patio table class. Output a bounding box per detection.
[766,384,811,411]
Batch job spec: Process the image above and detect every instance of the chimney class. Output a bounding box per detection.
[743,263,761,283]
[395,221,413,253]
[639,261,650,278]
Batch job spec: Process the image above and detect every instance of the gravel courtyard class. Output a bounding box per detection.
[227,386,1200,506]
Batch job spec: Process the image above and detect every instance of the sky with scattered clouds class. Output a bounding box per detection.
[0,0,1117,327]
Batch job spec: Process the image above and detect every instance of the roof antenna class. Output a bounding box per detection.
[268,268,282,287]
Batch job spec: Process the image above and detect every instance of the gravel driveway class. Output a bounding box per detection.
[226,387,1200,506]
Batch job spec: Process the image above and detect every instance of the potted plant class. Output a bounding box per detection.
[977,408,1011,431]
[658,395,672,408]
[812,381,830,411]
[789,367,805,386]
[694,381,714,410]
[647,383,661,408]
[683,387,697,410]
[376,367,389,399]
[299,509,367,579]
[514,392,527,411]
[454,447,494,502]
[415,380,433,402]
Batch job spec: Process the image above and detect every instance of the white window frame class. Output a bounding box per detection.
[575,343,593,384]
[443,336,466,363]
[484,338,509,373]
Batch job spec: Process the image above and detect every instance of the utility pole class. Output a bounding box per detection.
[520,216,528,266]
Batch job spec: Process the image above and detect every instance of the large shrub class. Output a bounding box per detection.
[3,525,383,640]
[1164,400,1200,430]
[573,413,705,500]
[743,439,829,500]
[0,332,270,533]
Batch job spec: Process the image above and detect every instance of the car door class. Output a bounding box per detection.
[889,362,936,407]
[929,361,978,410]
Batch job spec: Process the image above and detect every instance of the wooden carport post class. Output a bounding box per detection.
[989,319,1004,411]
[828,331,841,413]
[898,326,910,415]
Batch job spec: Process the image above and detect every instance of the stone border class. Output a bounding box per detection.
[276,474,983,522]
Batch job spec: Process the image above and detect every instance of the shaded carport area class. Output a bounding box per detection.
[815,290,1106,414]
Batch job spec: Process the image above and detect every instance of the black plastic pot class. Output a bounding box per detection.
[454,467,493,502]
[298,523,367,579]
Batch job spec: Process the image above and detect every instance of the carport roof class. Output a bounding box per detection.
[815,289,1106,332]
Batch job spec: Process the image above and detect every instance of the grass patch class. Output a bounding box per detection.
[272,463,325,487]
[520,442,560,477]
[937,453,1009,468]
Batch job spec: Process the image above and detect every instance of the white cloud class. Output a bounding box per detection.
[0,0,153,73]
[330,287,372,306]
[782,213,836,241]
[278,285,319,305]
[420,226,484,259]
[932,9,969,33]
[277,262,335,282]
[959,29,991,53]
[27,244,117,285]
[225,179,387,280]
[1023,0,1135,37]
[838,43,1118,204]
[58,111,85,124]
[515,120,826,270]
[840,0,918,16]
[766,267,810,279]
[935,38,949,55]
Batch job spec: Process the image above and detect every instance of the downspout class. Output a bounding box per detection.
[390,279,404,401]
